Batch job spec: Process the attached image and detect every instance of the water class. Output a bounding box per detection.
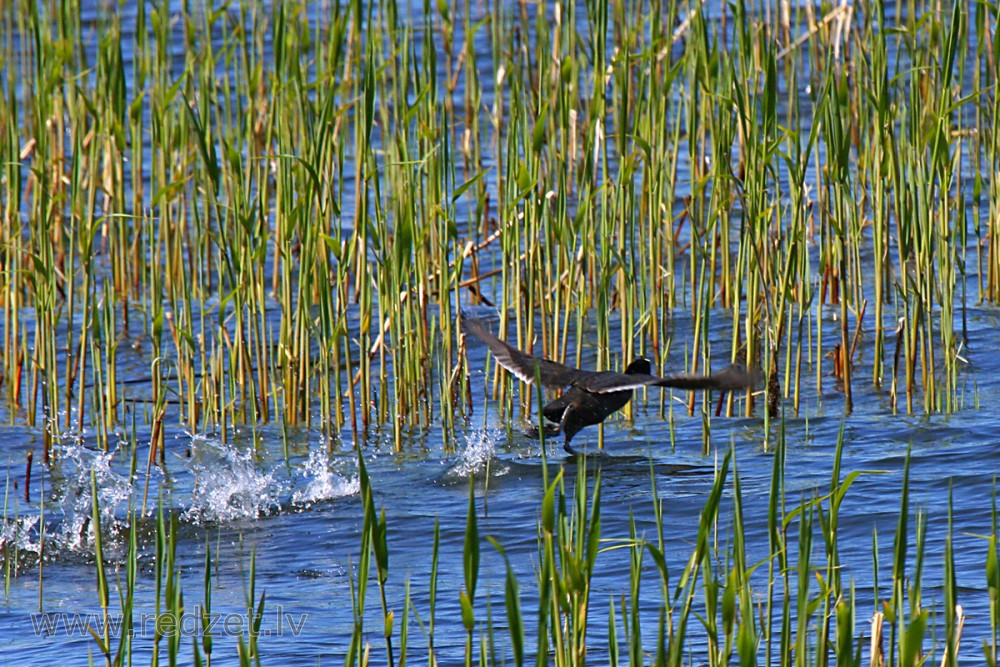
[3,347,998,664]
[3,1,999,664]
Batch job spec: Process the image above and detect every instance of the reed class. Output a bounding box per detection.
[0,420,973,664]
[0,0,994,663]
[988,483,1000,667]
[342,437,976,663]
[2,0,986,447]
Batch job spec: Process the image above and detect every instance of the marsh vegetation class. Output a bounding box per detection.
[1,0,999,664]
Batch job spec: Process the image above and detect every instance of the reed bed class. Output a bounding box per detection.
[4,420,986,665]
[337,428,985,666]
[0,0,990,448]
[0,0,996,663]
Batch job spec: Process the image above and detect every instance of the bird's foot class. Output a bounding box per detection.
[524,424,561,439]
[563,442,583,457]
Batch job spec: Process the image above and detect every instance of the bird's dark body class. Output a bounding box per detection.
[543,386,631,442]
[540,360,652,446]
[463,319,752,455]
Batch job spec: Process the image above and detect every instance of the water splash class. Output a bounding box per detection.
[291,449,359,507]
[0,515,41,557]
[443,428,506,481]
[0,436,137,564]
[182,438,283,524]
[53,440,134,553]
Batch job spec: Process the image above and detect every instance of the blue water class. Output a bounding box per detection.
[2,315,997,665]
[3,1,999,665]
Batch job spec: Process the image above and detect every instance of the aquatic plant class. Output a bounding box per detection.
[1,0,986,449]
[0,0,994,663]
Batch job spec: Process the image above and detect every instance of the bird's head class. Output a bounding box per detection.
[624,358,652,375]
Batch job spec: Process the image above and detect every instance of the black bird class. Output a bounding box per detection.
[464,319,753,455]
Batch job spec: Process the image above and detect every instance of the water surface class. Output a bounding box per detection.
[2,1,998,665]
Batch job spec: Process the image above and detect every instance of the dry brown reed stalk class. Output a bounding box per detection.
[870,611,885,667]
[941,606,965,667]
[777,3,854,61]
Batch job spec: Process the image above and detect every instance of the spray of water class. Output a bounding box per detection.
[291,449,359,507]
[443,428,506,481]
[182,437,284,524]
[53,440,134,553]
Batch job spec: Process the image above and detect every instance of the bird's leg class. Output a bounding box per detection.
[559,404,582,457]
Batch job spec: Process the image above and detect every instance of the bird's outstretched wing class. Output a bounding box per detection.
[463,319,591,389]
[576,364,754,393]
[465,318,756,394]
